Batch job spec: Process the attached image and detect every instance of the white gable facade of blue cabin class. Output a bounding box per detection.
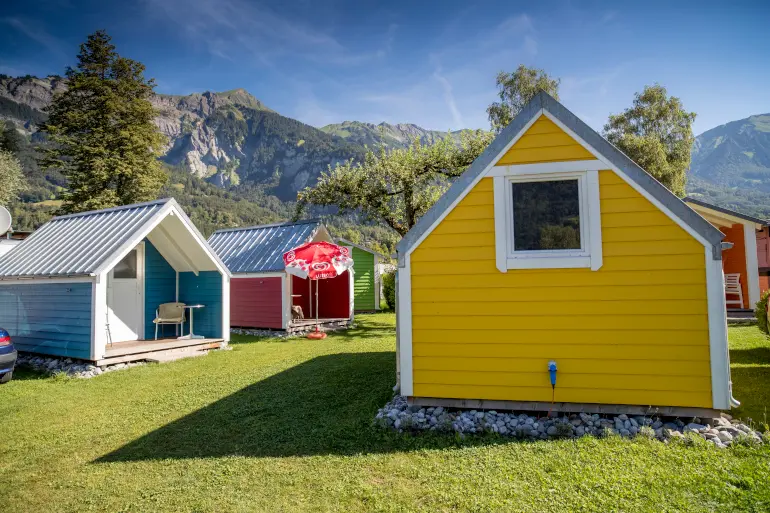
[0,199,231,362]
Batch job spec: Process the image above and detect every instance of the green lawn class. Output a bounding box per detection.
[1,314,769,512]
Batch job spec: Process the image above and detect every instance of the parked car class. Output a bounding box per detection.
[0,328,16,383]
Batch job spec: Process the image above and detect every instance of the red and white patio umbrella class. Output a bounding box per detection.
[283,241,353,339]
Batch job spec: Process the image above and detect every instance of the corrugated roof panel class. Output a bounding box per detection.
[208,220,320,273]
[0,199,169,278]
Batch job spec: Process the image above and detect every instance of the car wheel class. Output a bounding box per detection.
[0,371,12,383]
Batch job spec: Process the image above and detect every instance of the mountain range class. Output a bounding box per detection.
[2,74,770,225]
[1,75,463,200]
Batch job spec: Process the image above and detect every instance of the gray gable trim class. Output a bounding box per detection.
[537,94,724,251]
[394,94,545,263]
[0,197,231,279]
[683,197,768,226]
[336,238,387,259]
[395,92,724,263]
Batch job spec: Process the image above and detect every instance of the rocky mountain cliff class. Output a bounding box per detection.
[686,113,770,218]
[320,120,463,148]
[4,74,770,217]
[690,113,770,187]
[0,75,364,199]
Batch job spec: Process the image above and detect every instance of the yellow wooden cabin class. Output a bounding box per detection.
[395,92,737,417]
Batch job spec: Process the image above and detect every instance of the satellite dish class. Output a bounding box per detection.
[0,206,12,235]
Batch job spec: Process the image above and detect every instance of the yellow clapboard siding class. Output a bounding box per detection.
[412,329,708,346]
[519,116,564,135]
[469,177,493,192]
[603,226,691,243]
[453,192,494,206]
[412,342,710,361]
[411,253,705,275]
[412,270,707,289]
[419,232,496,249]
[599,171,627,185]
[430,219,493,236]
[496,145,596,165]
[414,370,712,393]
[412,300,707,317]
[600,197,658,214]
[603,240,704,257]
[444,204,494,221]
[413,315,708,332]
[412,246,495,262]
[599,183,640,199]
[602,211,674,228]
[413,357,712,376]
[600,254,705,271]
[413,384,712,409]
[408,120,712,408]
[412,284,707,302]
[506,131,580,149]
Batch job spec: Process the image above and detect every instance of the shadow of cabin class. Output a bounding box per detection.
[96,352,400,461]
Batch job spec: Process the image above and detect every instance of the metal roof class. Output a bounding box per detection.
[336,238,386,258]
[396,92,725,262]
[684,197,768,226]
[0,199,171,278]
[208,219,322,273]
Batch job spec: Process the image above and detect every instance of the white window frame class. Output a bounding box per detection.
[493,167,602,272]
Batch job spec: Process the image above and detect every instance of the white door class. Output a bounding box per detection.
[107,245,144,342]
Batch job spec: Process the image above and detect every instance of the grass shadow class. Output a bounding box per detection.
[97,351,425,462]
[730,365,770,425]
[730,347,770,365]
[8,366,50,381]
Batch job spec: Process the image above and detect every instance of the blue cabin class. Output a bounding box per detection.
[0,199,231,363]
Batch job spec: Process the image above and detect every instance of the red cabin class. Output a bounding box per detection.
[208,220,353,332]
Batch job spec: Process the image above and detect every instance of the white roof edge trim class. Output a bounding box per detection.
[336,238,387,258]
[394,101,545,266]
[93,199,231,278]
[539,110,716,251]
[166,199,232,278]
[395,92,724,263]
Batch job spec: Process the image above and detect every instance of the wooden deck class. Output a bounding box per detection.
[97,338,224,366]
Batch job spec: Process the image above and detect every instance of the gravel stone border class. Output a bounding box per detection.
[374,396,767,449]
[16,353,145,378]
[230,328,295,338]
[231,324,354,338]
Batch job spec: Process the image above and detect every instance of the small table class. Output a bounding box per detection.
[178,304,205,340]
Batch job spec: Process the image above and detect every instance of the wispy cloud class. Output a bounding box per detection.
[561,63,631,100]
[601,11,618,24]
[432,67,464,128]
[1,17,68,61]
[142,0,391,67]
[350,13,540,130]
[0,64,29,76]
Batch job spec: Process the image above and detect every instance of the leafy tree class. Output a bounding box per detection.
[40,30,166,213]
[604,84,696,197]
[296,131,493,236]
[0,150,24,206]
[487,65,560,133]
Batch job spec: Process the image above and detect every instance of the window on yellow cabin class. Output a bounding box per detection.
[511,179,581,251]
[494,169,602,271]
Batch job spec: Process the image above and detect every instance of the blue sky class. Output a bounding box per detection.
[1,0,768,134]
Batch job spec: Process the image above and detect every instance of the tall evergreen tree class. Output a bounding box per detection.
[41,30,166,213]
[0,120,26,207]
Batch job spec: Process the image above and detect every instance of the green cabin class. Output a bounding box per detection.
[337,239,385,312]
